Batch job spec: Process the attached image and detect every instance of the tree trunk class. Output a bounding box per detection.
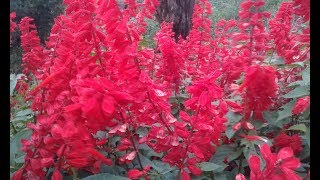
[155,0,195,40]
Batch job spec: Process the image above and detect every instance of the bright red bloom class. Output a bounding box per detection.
[273,132,303,155]
[239,65,278,120]
[249,144,301,180]
[292,96,310,115]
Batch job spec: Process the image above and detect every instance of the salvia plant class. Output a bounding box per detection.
[10,0,310,179]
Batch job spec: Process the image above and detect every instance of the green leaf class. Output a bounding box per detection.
[211,145,236,165]
[153,160,174,174]
[287,80,304,88]
[291,62,305,68]
[14,155,25,164]
[136,126,149,137]
[305,127,310,147]
[213,173,227,180]
[226,111,242,123]
[225,126,236,139]
[136,152,163,172]
[81,173,129,180]
[227,149,242,162]
[276,99,297,121]
[200,162,226,172]
[15,109,33,117]
[10,74,18,96]
[10,128,32,166]
[301,65,310,85]
[283,86,309,98]
[287,124,307,132]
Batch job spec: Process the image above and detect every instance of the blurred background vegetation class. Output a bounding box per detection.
[10,0,285,74]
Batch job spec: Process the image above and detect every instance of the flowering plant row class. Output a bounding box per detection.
[10,0,309,179]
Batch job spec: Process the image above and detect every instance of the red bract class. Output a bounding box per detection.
[273,133,303,155]
[249,144,301,180]
[292,96,310,115]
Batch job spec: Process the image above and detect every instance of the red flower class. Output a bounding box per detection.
[239,65,278,121]
[249,144,301,180]
[292,96,310,115]
[273,133,302,155]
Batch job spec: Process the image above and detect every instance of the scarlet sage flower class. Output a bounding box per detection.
[249,144,301,180]
[239,65,278,121]
[273,133,302,155]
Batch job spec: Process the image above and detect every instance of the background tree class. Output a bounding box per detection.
[155,0,195,39]
[10,0,64,74]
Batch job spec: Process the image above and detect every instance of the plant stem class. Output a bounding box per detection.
[71,168,78,180]
[130,136,143,170]
[11,122,18,134]
[238,153,244,174]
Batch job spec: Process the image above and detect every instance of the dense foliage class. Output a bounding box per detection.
[10,0,310,179]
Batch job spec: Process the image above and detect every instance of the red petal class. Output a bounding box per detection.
[277,147,294,160]
[235,173,246,180]
[281,167,302,180]
[181,170,191,180]
[281,158,301,170]
[187,165,202,176]
[198,91,208,107]
[127,169,144,179]
[233,122,242,131]
[12,169,24,180]
[248,155,261,174]
[52,169,63,180]
[179,111,190,122]
[191,146,204,159]
[102,95,115,114]
[126,151,137,161]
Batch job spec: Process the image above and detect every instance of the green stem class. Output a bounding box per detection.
[131,136,143,170]
[11,122,17,134]
[71,168,78,180]
[238,153,244,174]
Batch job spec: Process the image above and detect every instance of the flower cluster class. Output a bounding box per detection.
[11,0,309,179]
